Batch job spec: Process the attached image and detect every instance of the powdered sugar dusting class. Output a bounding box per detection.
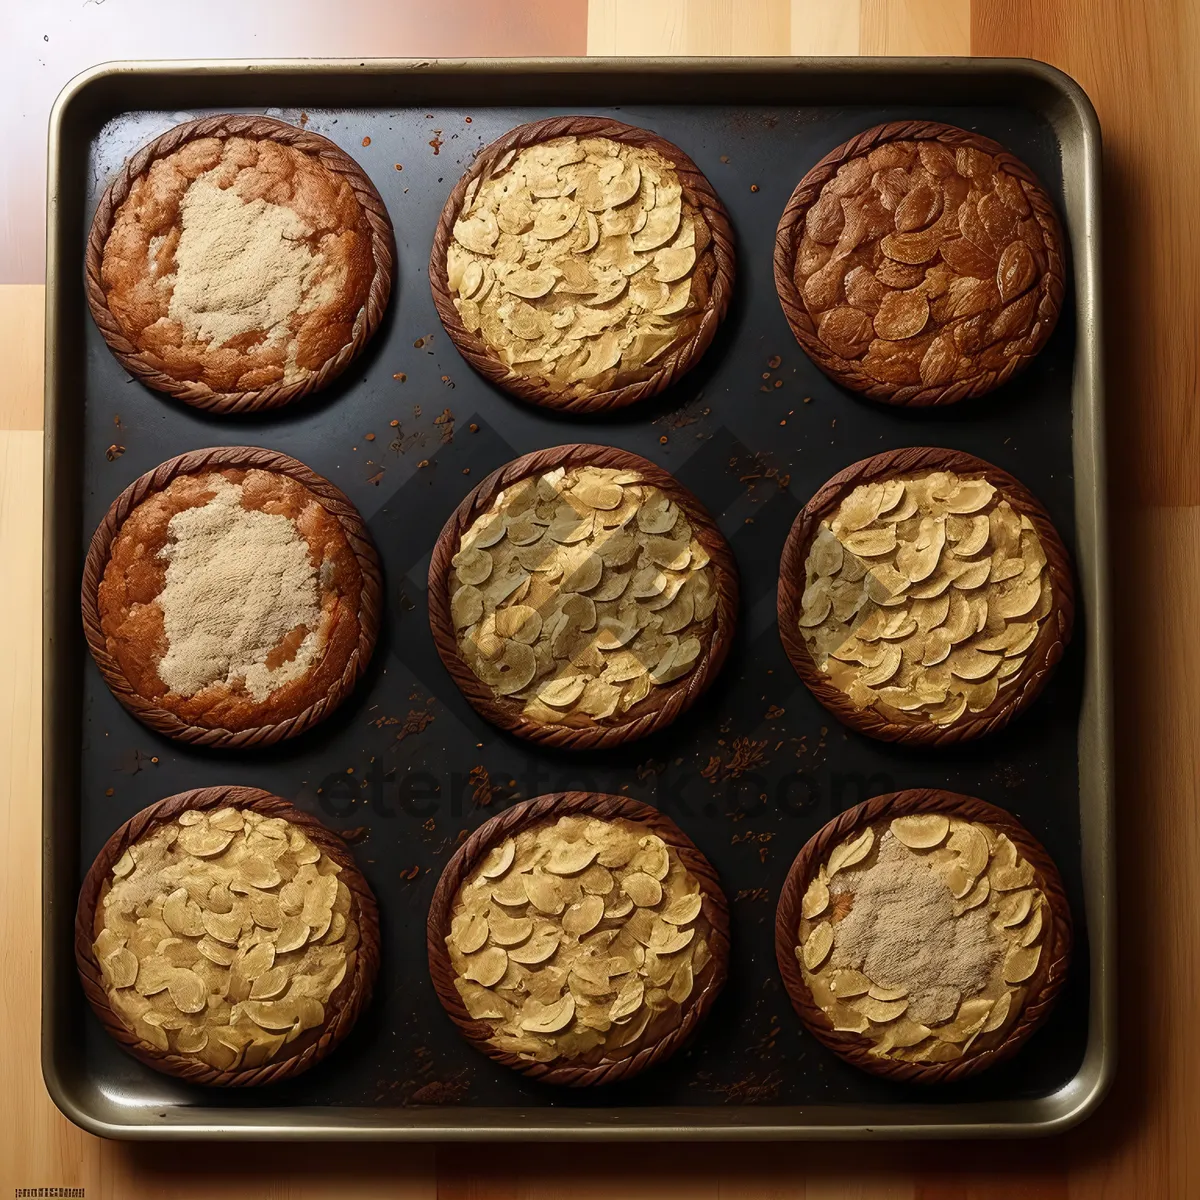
[829,832,1005,1026]
[156,476,322,702]
[166,175,337,381]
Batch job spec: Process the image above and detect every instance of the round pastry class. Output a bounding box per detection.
[427,791,730,1085]
[85,114,394,413]
[82,446,381,748]
[75,786,380,1086]
[774,121,1065,406]
[778,447,1073,745]
[429,116,735,414]
[775,789,1071,1083]
[428,444,738,749]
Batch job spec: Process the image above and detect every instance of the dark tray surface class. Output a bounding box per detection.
[74,99,1084,1116]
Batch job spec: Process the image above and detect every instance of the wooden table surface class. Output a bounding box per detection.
[3,1,1197,1195]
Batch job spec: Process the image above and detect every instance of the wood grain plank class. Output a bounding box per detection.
[972,0,1200,505]
[791,0,862,55]
[861,0,970,54]
[1057,505,1200,1199]
[0,429,86,1196]
[589,0,790,55]
[0,285,45,430]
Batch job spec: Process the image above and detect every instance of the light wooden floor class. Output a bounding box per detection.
[3,1,1198,1196]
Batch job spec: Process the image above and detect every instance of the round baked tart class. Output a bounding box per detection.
[774,121,1065,406]
[428,792,730,1086]
[775,789,1071,1083]
[429,116,735,414]
[85,114,394,414]
[428,444,738,749]
[778,447,1074,746]
[82,446,382,748]
[76,786,380,1086]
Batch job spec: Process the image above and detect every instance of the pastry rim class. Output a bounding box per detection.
[773,119,1066,408]
[774,787,1072,1085]
[81,446,382,749]
[75,785,381,1087]
[426,790,731,1087]
[427,443,739,749]
[428,114,736,414]
[777,446,1075,747]
[85,113,395,414]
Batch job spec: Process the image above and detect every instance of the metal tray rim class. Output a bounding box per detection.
[43,54,1112,1141]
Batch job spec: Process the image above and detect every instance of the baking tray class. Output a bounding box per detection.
[43,58,1112,1140]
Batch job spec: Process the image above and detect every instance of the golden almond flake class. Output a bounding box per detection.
[507,931,561,965]
[450,912,490,954]
[621,872,664,908]
[521,993,575,1034]
[802,922,834,971]
[463,946,509,986]
[947,823,990,876]
[481,839,517,880]
[561,895,606,937]
[546,839,601,875]
[801,472,1055,728]
[1019,904,1045,948]
[853,994,910,1023]
[952,875,991,916]
[102,947,140,989]
[661,893,703,925]
[177,825,234,858]
[981,990,1014,1035]
[990,859,1036,892]
[830,1003,871,1033]
[1002,943,1042,984]
[827,827,875,876]
[889,814,951,851]
[801,876,830,919]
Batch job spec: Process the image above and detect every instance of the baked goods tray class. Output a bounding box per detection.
[43,58,1111,1140]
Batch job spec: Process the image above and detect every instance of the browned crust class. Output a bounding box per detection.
[75,786,381,1087]
[774,788,1072,1085]
[81,447,382,748]
[773,121,1065,407]
[428,444,739,749]
[428,116,736,414]
[85,114,395,414]
[427,791,730,1086]
[777,446,1075,746]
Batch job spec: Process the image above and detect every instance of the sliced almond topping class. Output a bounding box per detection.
[890,814,950,850]
[802,922,834,971]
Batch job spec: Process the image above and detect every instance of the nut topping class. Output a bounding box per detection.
[93,808,358,1072]
[446,815,712,1065]
[452,465,720,726]
[796,815,1049,1063]
[798,470,1053,728]
[781,127,1062,402]
[446,134,715,396]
